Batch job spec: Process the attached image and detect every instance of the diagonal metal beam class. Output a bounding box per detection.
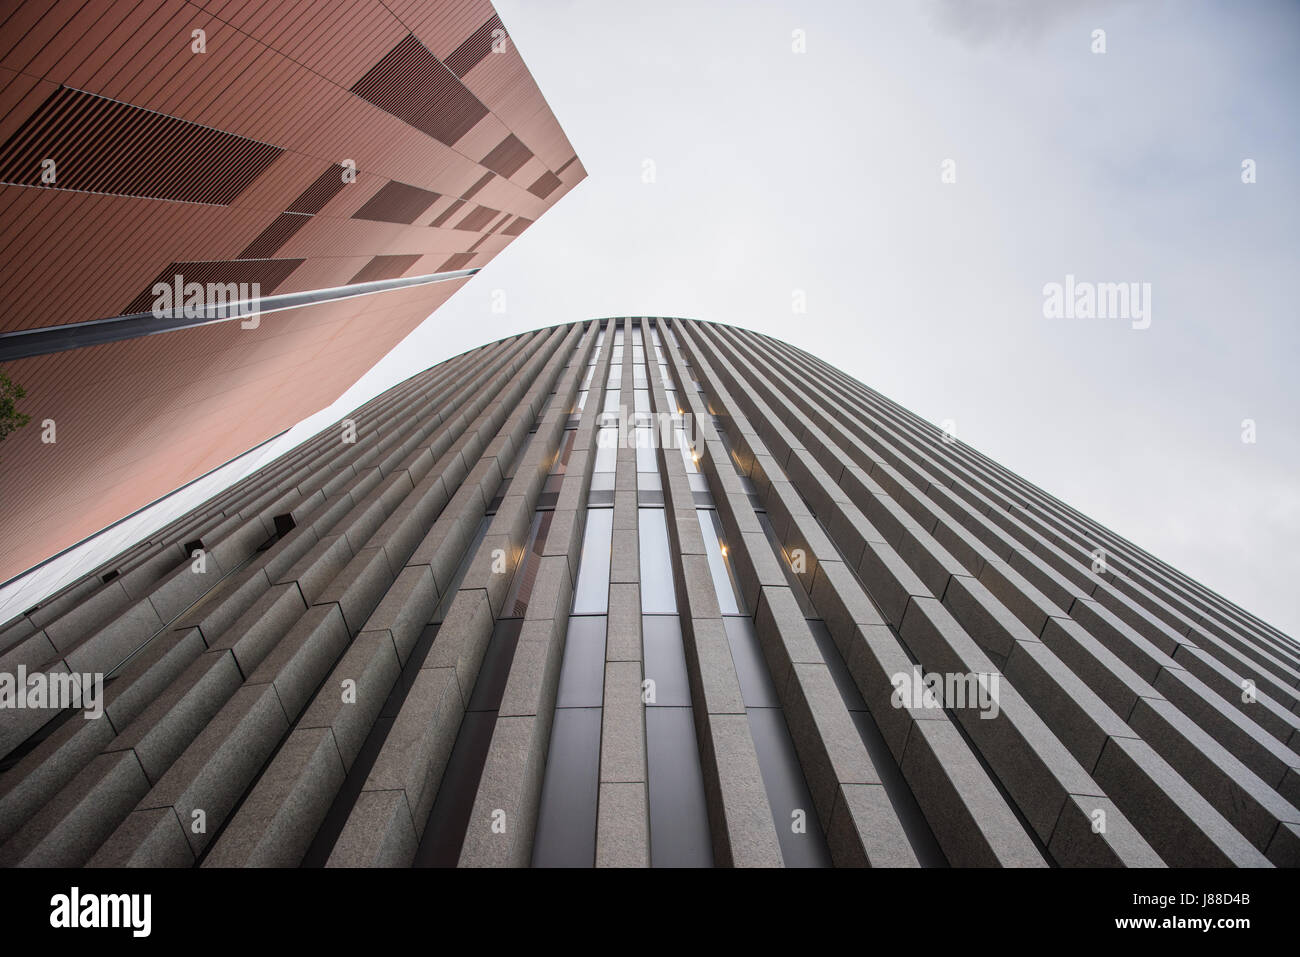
[0,267,479,361]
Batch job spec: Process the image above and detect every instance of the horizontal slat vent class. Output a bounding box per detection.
[351,34,487,147]
[351,181,440,224]
[0,86,282,204]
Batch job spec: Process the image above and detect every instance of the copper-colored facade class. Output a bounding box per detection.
[0,0,585,581]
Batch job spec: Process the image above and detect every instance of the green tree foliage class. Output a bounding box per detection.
[0,369,31,442]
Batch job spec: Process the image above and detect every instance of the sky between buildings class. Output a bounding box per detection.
[3,0,1296,636]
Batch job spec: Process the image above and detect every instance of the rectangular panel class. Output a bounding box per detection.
[532,707,602,867]
[350,34,488,147]
[555,616,607,708]
[637,508,676,614]
[571,508,614,614]
[0,86,281,204]
[645,707,713,867]
[642,615,691,707]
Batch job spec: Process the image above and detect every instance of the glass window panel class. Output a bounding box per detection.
[635,427,657,473]
[723,617,779,708]
[572,509,614,614]
[634,389,650,413]
[747,708,832,867]
[697,509,742,615]
[606,364,622,385]
[603,389,621,412]
[642,615,690,706]
[646,707,713,867]
[532,707,602,866]
[555,616,607,708]
[638,508,677,613]
[594,428,618,472]
[633,366,648,388]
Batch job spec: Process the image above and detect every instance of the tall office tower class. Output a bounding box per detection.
[0,0,584,581]
[1,317,1297,868]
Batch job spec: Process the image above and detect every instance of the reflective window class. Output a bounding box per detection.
[555,616,607,708]
[697,509,742,614]
[646,707,713,867]
[572,508,614,614]
[635,427,657,473]
[638,508,676,614]
[594,427,618,472]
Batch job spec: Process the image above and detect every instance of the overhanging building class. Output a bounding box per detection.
[1,316,1296,867]
[0,0,585,581]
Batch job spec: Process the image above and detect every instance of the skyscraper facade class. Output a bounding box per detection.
[0,0,584,581]
[1,317,1295,867]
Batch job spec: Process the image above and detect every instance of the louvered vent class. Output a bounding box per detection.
[528,171,562,199]
[461,171,494,200]
[120,259,303,314]
[351,34,488,147]
[0,87,281,204]
[239,212,311,259]
[480,134,533,178]
[351,181,440,224]
[454,204,499,232]
[500,216,533,236]
[431,199,466,228]
[285,164,351,214]
[445,15,506,77]
[349,254,422,284]
[439,253,475,271]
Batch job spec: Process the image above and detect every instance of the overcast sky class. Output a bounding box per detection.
[4,0,1296,637]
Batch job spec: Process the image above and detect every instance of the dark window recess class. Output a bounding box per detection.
[239,212,311,259]
[445,14,505,78]
[480,134,533,178]
[551,430,577,474]
[501,511,554,617]
[528,171,562,199]
[723,617,779,708]
[415,710,497,866]
[351,181,440,224]
[272,513,296,539]
[182,539,204,557]
[747,707,832,868]
[285,164,350,214]
[349,254,422,285]
[100,569,119,583]
[0,86,281,204]
[351,34,487,147]
[453,204,500,232]
[119,259,303,315]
